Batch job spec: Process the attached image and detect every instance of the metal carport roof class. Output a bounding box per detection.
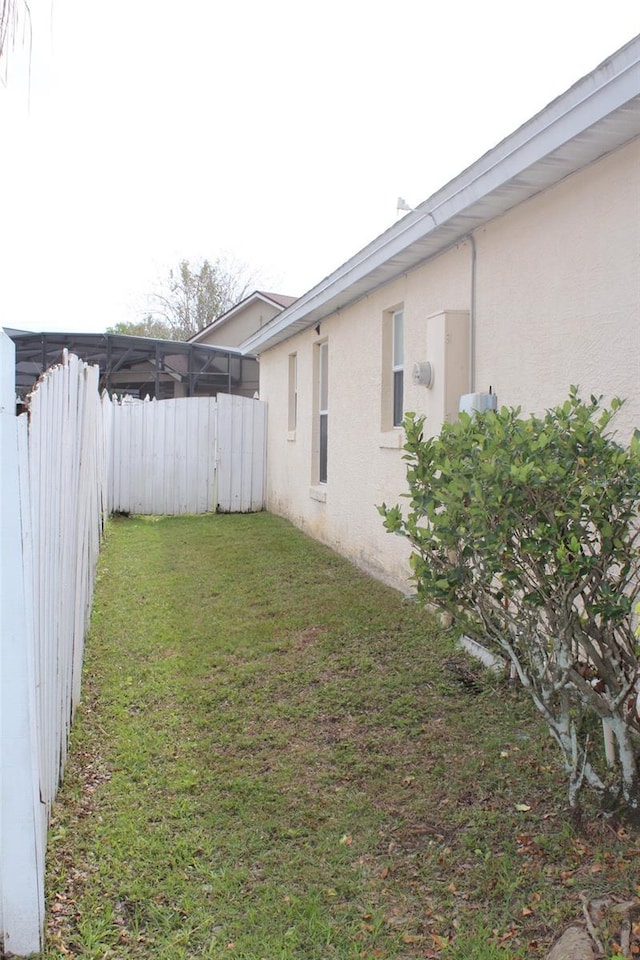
[4,329,259,399]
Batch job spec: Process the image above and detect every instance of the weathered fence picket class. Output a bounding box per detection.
[0,333,44,956]
[0,336,266,955]
[216,392,267,513]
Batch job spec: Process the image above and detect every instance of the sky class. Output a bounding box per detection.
[1,1,639,335]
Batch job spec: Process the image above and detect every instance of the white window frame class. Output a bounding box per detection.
[392,309,404,427]
[318,341,328,484]
[288,352,297,432]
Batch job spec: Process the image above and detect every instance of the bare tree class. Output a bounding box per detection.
[1,0,30,69]
[148,258,253,341]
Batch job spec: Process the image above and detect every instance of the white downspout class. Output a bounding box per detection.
[468,233,477,393]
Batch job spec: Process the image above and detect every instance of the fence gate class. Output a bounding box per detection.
[216,392,266,513]
[107,392,266,515]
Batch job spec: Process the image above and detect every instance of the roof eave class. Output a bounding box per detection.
[241,36,640,356]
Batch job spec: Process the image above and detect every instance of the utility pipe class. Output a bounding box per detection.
[467,233,477,393]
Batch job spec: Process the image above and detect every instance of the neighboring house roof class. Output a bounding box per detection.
[258,292,298,309]
[189,290,298,344]
[242,35,640,355]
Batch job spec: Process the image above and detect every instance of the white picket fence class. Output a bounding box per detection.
[0,333,266,955]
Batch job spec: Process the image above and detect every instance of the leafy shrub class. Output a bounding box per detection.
[380,389,640,811]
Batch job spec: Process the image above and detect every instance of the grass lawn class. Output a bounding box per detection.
[43,513,640,960]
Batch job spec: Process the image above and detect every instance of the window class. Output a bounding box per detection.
[318,341,328,483]
[381,304,405,433]
[392,309,404,427]
[288,352,297,431]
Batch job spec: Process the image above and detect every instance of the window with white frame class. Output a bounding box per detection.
[288,352,297,431]
[392,309,404,427]
[318,341,328,483]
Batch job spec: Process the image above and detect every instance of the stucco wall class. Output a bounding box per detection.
[260,137,639,591]
[259,244,471,590]
[475,138,640,442]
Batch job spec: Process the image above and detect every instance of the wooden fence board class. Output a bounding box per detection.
[216,393,266,513]
[0,332,44,956]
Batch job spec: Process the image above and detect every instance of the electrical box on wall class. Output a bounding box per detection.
[424,310,470,425]
[459,392,498,415]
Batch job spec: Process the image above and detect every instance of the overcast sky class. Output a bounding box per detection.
[1,1,639,334]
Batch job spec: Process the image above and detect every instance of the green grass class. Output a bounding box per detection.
[42,513,640,959]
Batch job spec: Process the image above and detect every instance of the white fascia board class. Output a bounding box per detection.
[242,37,640,356]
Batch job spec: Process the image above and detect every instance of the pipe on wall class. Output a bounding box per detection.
[467,233,477,394]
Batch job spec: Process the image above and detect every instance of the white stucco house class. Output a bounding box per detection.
[241,37,640,591]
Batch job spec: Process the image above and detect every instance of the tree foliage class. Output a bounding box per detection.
[380,389,640,812]
[106,316,175,340]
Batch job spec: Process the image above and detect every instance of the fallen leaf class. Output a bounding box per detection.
[515,803,531,812]
[431,933,450,949]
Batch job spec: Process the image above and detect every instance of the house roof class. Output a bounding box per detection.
[241,35,640,356]
[188,290,297,344]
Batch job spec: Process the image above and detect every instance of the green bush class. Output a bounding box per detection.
[380,389,640,811]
